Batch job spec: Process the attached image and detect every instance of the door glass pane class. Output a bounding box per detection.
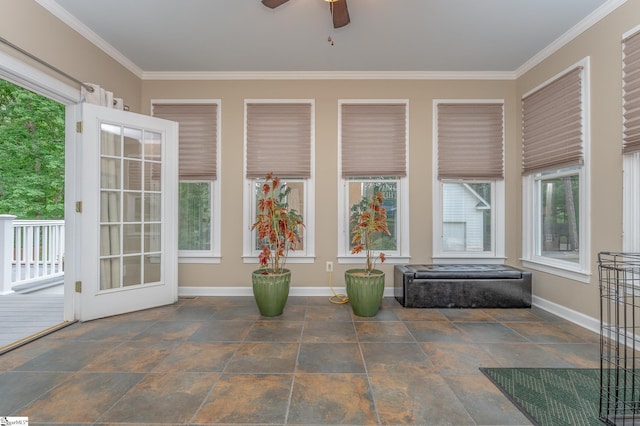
[123,255,142,286]
[100,225,121,256]
[145,194,162,221]
[123,224,141,254]
[100,258,120,290]
[145,162,162,191]
[123,193,142,222]
[100,192,120,222]
[145,224,161,252]
[144,255,161,283]
[144,130,162,161]
[123,127,142,159]
[100,123,121,156]
[123,160,142,190]
[101,158,121,189]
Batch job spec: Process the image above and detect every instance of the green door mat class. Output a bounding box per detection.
[480,368,602,426]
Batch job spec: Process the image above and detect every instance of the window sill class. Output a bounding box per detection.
[242,256,316,264]
[522,258,591,283]
[179,256,221,264]
[337,255,411,265]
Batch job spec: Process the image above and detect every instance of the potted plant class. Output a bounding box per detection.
[250,173,304,316]
[345,191,390,316]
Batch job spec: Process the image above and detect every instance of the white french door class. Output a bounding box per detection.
[77,103,178,321]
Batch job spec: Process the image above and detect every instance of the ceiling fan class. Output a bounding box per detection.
[261,0,350,29]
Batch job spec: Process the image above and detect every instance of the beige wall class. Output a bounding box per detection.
[2,0,142,110]
[141,80,519,287]
[516,0,640,319]
[4,0,639,321]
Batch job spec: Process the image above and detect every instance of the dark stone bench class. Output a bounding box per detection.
[394,264,532,308]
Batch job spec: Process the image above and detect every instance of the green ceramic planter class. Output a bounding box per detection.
[252,269,291,317]
[345,269,385,317]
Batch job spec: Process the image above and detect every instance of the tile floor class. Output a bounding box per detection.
[0,296,601,425]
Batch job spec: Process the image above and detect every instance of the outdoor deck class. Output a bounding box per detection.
[0,294,66,351]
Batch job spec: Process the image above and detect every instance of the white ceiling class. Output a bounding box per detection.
[41,0,617,78]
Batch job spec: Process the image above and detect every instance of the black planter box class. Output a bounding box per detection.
[394,264,532,308]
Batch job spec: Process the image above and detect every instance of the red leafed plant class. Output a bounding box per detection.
[350,191,391,275]
[251,173,304,275]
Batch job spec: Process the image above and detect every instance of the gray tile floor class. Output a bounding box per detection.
[0,296,601,425]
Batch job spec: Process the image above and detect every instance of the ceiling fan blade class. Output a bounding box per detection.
[331,0,350,28]
[261,0,289,9]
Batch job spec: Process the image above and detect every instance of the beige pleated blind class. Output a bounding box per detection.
[246,103,312,179]
[522,67,584,175]
[437,103,504,179]
[341,103,407,178]
[623,31,640,154]
[152,103,218,180]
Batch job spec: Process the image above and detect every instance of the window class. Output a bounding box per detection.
[243,100,314,263]
[521,61,590,281]
[623,28,640,252]
[338,101,410,263]
[433,101,505,261]
[152,101,221,262]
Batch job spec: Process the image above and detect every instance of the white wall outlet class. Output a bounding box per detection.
[326,261,333,272]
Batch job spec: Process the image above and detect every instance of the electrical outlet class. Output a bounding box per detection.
[326,261,333,272]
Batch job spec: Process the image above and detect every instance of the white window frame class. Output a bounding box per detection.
[151,99,222,264]
[432,99,506,263]
[242,99,315,264]
[337,99,410,264]
[521,59,591,282]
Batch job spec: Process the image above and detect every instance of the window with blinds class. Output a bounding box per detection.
[152,103,218,180]
[245,102,312,179]
[522,67,584,175]
[341,103,407,178]
[437,103,504,180]
[624,30,640,155]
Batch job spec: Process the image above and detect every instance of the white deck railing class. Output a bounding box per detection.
[0,215,65,294]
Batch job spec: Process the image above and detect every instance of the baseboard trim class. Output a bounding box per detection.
[178,286,396,298]
[532,295,599,335]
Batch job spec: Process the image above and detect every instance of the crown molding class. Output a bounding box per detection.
[141,70,517,81]
[515,0,627,78]
[35,0,144,79]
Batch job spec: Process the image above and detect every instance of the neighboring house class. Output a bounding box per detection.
[443,183,490,252]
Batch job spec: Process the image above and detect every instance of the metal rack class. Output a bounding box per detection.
[599,252,640,425]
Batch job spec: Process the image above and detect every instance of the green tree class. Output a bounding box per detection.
[0,80,65,219]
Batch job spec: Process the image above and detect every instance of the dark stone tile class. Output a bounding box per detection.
[351,307,399,321]
[289,373,378,425]
[369,372,475,425]
[305,304,353,321]
[539,342,600,368]
[297,343,365,373]
[444,373,531,425]
[98,372,218,423]
[187,320,253,342]
[152,342,240,372]
[440,309,495,322]
[245,321,303,342]
[454,322,529,343]
[0,371,71,414]
[360,342,433,374]
[504,321,587,343]
[209,305,261,320]
[421,342,498,375]
[167,304,216,320]
[0,339,64,371]
[480,342,574,368]
[21,372,144,423]
[131,321,202,342]
[405,320,470,343]
[302,321,357,343]
[354,321,414,342]
[224,342,298,373]
[16,342,116,371]
[73,320,155,341]
[393,308,449,321]
[482,308,544,322]
[193,374,292,424]
[83,341,178,372]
